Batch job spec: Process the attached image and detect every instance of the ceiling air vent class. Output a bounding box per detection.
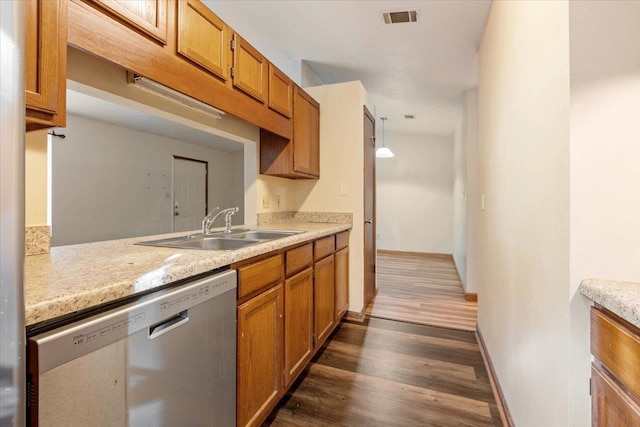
[383,10,418,24]
[404,114,415,119]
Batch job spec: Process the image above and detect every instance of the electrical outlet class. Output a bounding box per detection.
[276,194,281,208]
[262,196,270,209]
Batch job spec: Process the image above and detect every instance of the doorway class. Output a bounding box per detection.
[363,106,376,308]
[173,156,208,232]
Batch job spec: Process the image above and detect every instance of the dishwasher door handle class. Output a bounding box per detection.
[148,310,189,340]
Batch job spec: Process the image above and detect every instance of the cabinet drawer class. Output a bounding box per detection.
[314,236,335,261]
[335,231,349,251]
[286,243,313,277]
[237,254,284,299]
[591,308,640,399]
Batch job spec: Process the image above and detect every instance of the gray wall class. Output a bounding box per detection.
[52,114,243,246]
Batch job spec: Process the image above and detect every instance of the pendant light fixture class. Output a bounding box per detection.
[376,117,394,158]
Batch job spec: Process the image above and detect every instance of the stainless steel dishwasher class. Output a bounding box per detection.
[27,269,237,427]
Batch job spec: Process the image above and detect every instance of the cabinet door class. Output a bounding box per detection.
[334,247,349,321]
[268,64,293,118]
[237,284,284,427]
[232,34,267,102]
[284,268,313,388]
[25,0,67,129]
[592,366,640,426]
[177,0,229,81]
[89,0,168,43]
[314,255,335,349]
[293,87,320,177]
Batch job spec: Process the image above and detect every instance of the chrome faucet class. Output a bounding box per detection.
[202,207,239,235]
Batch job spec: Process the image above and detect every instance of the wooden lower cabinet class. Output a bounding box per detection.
[314,255,335,349]
[236,233,349,425]
[237,284,284,427]
[590,307,640,427]
[334,247,349,321]
[284,268,314,388]
[592,366,640,426]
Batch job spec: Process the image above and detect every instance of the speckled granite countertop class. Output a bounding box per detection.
[579,279,640,328]
[25,222,350,327]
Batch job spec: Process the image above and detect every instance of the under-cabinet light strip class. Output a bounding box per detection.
[130,74,226,119]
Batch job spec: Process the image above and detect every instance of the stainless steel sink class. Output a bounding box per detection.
[227,230,300,240]
[136,229,303,251]
[136,235,262,251]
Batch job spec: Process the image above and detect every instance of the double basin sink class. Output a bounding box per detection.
[136,229,302,251]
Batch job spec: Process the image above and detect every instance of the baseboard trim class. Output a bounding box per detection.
[465,293,478,302]
[345,308,366,322]
[476,327,514,427]
[377,249,452,259]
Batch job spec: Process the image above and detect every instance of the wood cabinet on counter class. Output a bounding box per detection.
[25,0,67,131]
[590,307,640,426]
[260,85,320,179]
[233,233,348,427]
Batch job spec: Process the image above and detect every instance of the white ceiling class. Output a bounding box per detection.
[65,90,244,152]
[206,0,492,135]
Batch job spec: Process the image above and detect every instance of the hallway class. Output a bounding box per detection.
[366,252,478,331]
[265,317,501,426]
[264,251,496,426]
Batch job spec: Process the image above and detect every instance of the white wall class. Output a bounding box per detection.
[377,132,454,254]
[568,2,640,425]
[465,90,479,294]
[51,114,242,245]
[25,130,48,226]
[477,2,571,426]
[453,105,467,284]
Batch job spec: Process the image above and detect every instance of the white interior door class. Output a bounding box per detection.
[173,157,207,232]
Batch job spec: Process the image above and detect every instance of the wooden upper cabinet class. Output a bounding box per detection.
[232,33,267,102]
[25,0,67,130]
[87,0,168,44]
[293,86,320,177]
[268,64,293,118]
[177,0,229,81]
[259,86,320,179]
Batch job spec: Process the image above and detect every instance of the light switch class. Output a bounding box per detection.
[481,194,485,211]
[340,183,349,196]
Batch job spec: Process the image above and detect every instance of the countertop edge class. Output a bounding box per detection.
[579,278,640,329]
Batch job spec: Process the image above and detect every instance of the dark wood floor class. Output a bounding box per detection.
[367,252,478,331]
[265,317,502,426]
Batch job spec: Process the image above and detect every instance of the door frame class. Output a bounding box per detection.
[172,155,209,230]
[363,106,377,308]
